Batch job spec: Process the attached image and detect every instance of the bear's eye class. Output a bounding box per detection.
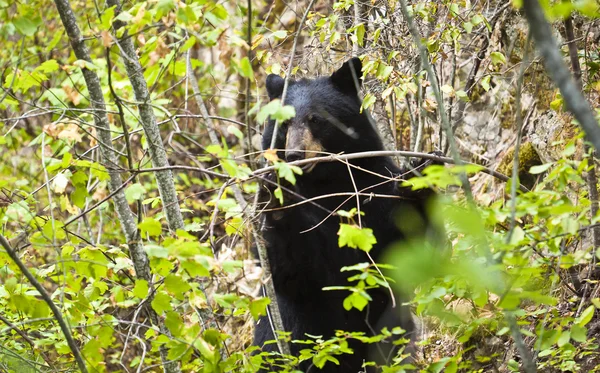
[306,114,318,124]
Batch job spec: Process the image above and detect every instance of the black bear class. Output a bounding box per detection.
[253,58,438,372]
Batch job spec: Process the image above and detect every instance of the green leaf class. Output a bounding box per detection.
[508,226,525,245]
[575,305,595,327]
[42,220,66,241]
[570,324,587,343]
[480,75,491,91]
[271,30,287,39]
[133,280,149,299]
[47,32,62,52]
[213,293,239,308]
[273,105,296,122]
[125,183,147,203]
[151,290,173,314]
[256,99,280,123]
[550,97,564,111]
[61,152,72,168]
[165,311,184,338]
[71,185,89,208]
[71,170,88,185]
[455,90,469,101]
[490,52,506,65]
[146,245,169,259]
[362,93,376,111]
[449,3,460,16]
[13,16,38,36]
[37,60,59,73]
[557,330,570,347]
[181,259,210,277]
[249,297,271,320]
[343,291,370,311]
[238,57,254,79]
[529,163,553,174]
[562,142,576,157]
[115,11,133,23]
[471,14,484,25]
[100,6,116,30]
[193,337,217,361]
[181,36,197,52]
[445,361,458,373]
[176,6,198,23]
[376,63,393,81]
[463,21,473,33]
[156,0,176,17]
[576,0,599,17]
[274,187,283,205]
[338,224,377,252]
[538,349,553,357]
[164,274,192,299]
[355,23,365,47]
[5,201,33,224]
[138,217,162,237]
[314,355,340,369]
[274,160,303,185]
[227,125,244,140]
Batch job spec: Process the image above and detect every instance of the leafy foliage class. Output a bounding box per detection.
[0,0,600,372]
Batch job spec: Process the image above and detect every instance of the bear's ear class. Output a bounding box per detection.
[266,74,285,100]
[330,57,362,94]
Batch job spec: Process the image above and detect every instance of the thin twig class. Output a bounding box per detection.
[132,150,529,192]
[508,33,532,242]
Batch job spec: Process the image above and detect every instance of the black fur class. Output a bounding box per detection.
[254,58,437,372]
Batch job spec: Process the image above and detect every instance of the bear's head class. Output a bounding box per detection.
[262,58,385,170]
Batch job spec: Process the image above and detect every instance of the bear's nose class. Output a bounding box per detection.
[286,150,304,163]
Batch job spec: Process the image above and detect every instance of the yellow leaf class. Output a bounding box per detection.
[263,148,279,162]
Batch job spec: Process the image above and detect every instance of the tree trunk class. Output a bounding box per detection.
[107,0,184,232]
[52,1,181,372]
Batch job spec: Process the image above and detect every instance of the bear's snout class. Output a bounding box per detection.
[285,124,324,164]
[285,150,304,162]
[285,125,306,162]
